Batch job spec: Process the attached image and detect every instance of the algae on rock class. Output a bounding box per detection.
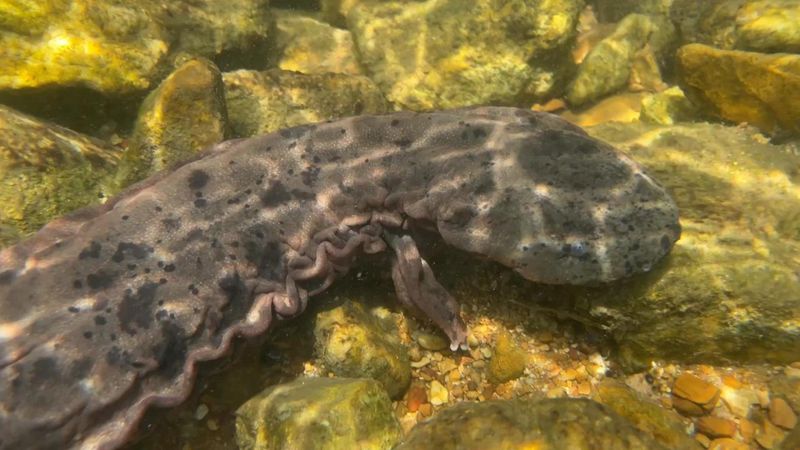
[0,105,119,247]
[347,0,584,110]
[236,377,402,450]
[677,43,800,135]
[566,13,675,106]
[223,69,388,137]
[314,301,411,399]
[581,121,800,369]
[114,58,228,190]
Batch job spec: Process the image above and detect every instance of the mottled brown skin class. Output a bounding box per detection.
[0,107,680,449]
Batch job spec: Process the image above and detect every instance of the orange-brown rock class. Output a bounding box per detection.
[696,416,737,438]
[673,373,720,413]
[677,43,800,135]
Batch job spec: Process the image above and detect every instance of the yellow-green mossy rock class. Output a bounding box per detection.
[566,13,675,106]
[640,86,696,125]
[164,0,273,60]
[0,0,273,95]
[0,0,168,93]
[735,0,800,53]
[236,377,402,450]
[487,330,527,384]
[113,58,228,191]
[593,379,697,450]
[223,69,389,137]
[314,301,411,399]
[674,0,800,54]
[0,105,118,247]
[677,43,800,135]
[582,121,800,369]
[275,12,363,76]
[347,0,584,110]
[114,58,227,189]
[396,398,670,449]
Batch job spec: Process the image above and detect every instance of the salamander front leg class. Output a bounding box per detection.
[384,232,468,351]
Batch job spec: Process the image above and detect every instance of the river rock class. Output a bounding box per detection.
[0,105,118,247]
[314,301,411,398]
[113,58,228,190]
[275,13,363,76]
[223,69,389,137]
[593,379,697,449]
[677,43,800,135]
[235,377,401,450]
[580,120,800,369]
[347,0,584,110]
[567,13,675,106]
[396,398,671,449]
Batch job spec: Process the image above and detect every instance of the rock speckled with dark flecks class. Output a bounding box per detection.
[0,107,679,449]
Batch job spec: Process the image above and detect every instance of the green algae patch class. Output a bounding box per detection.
[236,377,401,450]
[223,69,388,137]
[347,0,583,110]
[0,105,119,247]
[113,58,228,191]
[314,301,411,399]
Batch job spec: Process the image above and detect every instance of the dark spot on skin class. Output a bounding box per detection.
[228,160,236,165]
[195,192,203,198]
[391,119,400,126]
[83,331,93,339]
[69,358,92,379]
[121,215,129,221]
[291,189,316,201]
[157,261,164,268]
[72,280,83,289]
[185,228,204,242]
[159,278,168,284]
[188,170,210,190]
[152,321,188,378]
[312,155,320,163]
[79,241,102,259]
[94,315,107,325]
[111,242,153,263]
[244,240,285,281]
[0,270,14,285]
[472,128,487,139]
[339,128,346,134]
[280,129,292,138]
[301,166,320,187]
[660,235,672,252]
[393,138,412,149]
[287,169,294,175]
[155,309,168,320]
[110,333,117,341]
[260,181,292,207]
[118,282,160,335]
[144,268,151,274]
[31,358,58,383]
[194,198,207,208]
[288,142,296,150]
[227,197,241,204]
[86,270,116,290]
[155,206,163,212]
[164,263,176,272]
[162,217,181,231]
[68,306,79,313]
[216,273,255,337]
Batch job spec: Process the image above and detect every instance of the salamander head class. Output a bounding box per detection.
[433,117,680,285]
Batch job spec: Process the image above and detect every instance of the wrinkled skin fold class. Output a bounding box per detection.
[0,107,680,449]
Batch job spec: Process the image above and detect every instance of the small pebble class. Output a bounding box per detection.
[194,404,209,421]
[768,397,797,429]
[206,419,219,431]
[429,380,449,406]
[417,332,449,351]
[406,384,427,413]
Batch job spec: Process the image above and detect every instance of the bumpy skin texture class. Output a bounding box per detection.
[0,107,680,449]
